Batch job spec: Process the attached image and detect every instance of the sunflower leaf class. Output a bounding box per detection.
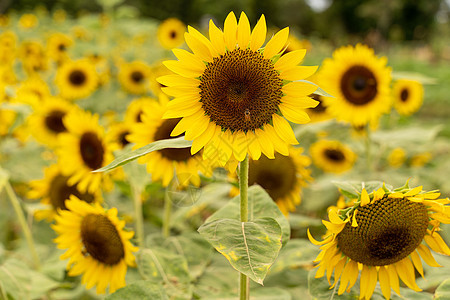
[93,136,192,172]
[198,217,282,285]
[434,278,450,300]
[106,280,168,300]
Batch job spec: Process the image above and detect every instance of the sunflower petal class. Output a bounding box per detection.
[272,114,298,145]
[279,66,318,81]
[184,32,213,63]
[274,49,307,72]
[250,15,266,51]
[237,12,251,49]
[209,19,226,55]
[223,11,237,51]
[263,27,289,59]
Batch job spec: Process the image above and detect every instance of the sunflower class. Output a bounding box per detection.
[27,96,77,148]
[56,109,114,193]
[285,34,312,53]
[159,12,318,167]
[52,196,138,294]
[157,18,186,50]
[18,13,39,29]
[0,31,16,64]
[127,94,207,187]
[149,61,171,96]
[15,76,52,107]
[55,58,99,100]
[393,79,424,116]
[308,183,450,300]
[28,164,102,221]
[410,152,432,168]
[117,61,151,95]
[310,140,356,174]
[0,105,16,136]
[124,96,155,125]
[19,41,48,74]
[47,32,73,64]
[230,146,312,215]
[318,44,392,126]
[107,121,133,151]
[387,147,406,168]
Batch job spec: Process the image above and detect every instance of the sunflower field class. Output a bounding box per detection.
[1,1,450,300]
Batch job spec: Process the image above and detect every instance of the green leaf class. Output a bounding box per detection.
[307,269,358,300]
[29,270,59,300]
[333,181,390,199]
[93,136,192,173]
[0,259,31,300]
[198,217,282,285]
[204,185,291,246]
[434,278,450,300]
[106,281,168,300]
[138,248,192,299]
[269,239,318,275]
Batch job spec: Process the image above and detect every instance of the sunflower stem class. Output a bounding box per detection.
[132,184,144,248]
[163,181,173,238]
[4,181,41,270]
[239,155,249,300]
[364,125,372,171]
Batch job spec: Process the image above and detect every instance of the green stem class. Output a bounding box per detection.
[239,155,249,300]
[4,181,40,270]
[132,185,144,248]
[163,182,173,238]
[364,126,372,171]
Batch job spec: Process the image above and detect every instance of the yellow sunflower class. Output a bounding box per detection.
[308,183,450,300]
[310,140,356,174]
[149,61,171,96]
[230,146,312,215]
[46,32,73,63]
[157,18,186,49]
[55,58,99,100]
[124,96,155,125]
[0,105,16,136]
[52,196,138,294]
[107,121,133,151]
[387,147,406,168]
[0,31,16,64]
[159,11,318,167]
[117,60,151,95]
[393,79,424,116]
[19,41,48,74]
[27,96,77,148]
[410,152,432,168]
[56,109,114,193]
[285,34,312,53]
[18,13,39,29]
[318,44,392,126]
[15,76,52,107]
[127,94,207,187]
[28,164,102,221]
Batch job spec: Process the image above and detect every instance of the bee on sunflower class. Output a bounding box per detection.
[158,11,319,167]
[308,182,450,300]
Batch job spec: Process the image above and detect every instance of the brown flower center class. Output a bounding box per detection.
[324,149,345,162]
[310,94,327,113]
[200,49,283,132]
[79,131,105,170]
[340,66,378,106]
[49,175,95,210]
[45,109,67,133]
[400,88,409,102]
[68,70,87,86]
[153,118,192,161]
[249,153,297,200]
[337,196,429,266]
[81,214,125,265]
[130,71,144,83]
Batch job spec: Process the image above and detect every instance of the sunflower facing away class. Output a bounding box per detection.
[56,109,114,193]
[158,11,319,167]
[127,94,207,187]
[28,164,102,221]
[52,196,138,294]
[55,58,99,100]
[157,18,186,50]
[393,79,424,116]
[318,44,392,127]
[230,146,312,215]
[310,139,356,174]
[308,182,450,300]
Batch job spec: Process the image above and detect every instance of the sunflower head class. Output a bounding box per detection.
[157,18,186,49]
[52,196,138,294]
[309,181,450,300]
[310,139,356,174]
[118,61,151,95]
[55,58,99,100]
[393,79,424,116]
[159,11,319,166]
[318,44,392,126]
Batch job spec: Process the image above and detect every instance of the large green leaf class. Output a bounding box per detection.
[307,269,358,300]
[93,136,192,172]
[0,259,31,300]
[198,217,282,285]
[268,239,318,275]
[204,185,290,246]
[434,278,450,300]
[106,281,168,300]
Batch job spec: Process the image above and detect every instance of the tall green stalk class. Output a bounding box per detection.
[4,181,41,270]
[163,183,173,238]
[239,155,249,300]
[132,185,144,248]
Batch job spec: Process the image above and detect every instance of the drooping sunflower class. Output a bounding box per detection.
[157,17,186,50]
[27,96,77,148]
[117,60,151,95]
[308,183,450,300]
[52,196,138,294]
[318,44,392,126]
[159,12,318,167]
[55,58,98,100]
[56,109,114,193]
[310,140,356,174]
[28,164,102,221]
[230,146,312,215]
[46,32,73,64]
[127,94,207,187]
[393,79,424,116]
